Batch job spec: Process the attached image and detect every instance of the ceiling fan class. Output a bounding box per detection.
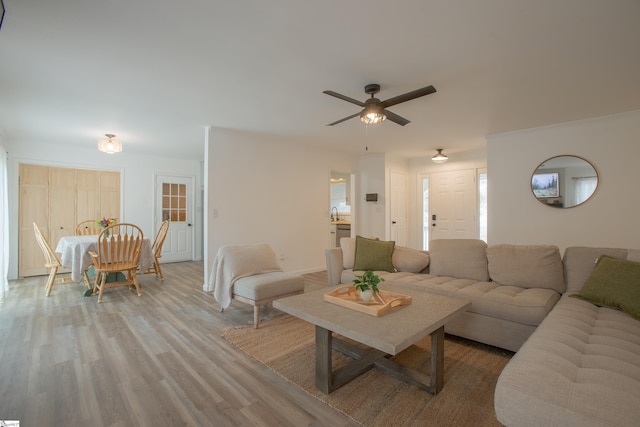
[323,83,436,126]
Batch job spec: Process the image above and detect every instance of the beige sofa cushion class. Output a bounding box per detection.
[627,249,640,262]
[234,272,305,300]
[487,244,565,293]
[563,246,629,293]
[389,274,559,326]
[340,237,356,269]
[392,245,430,273]
[495,296,640,426]
[429,239,489,281]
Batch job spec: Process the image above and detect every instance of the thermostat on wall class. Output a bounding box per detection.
[366,193,378,202]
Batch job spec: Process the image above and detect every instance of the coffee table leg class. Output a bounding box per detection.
[431,326,444,394]
[315,325,332,393]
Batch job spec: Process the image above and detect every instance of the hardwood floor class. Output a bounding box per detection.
[0,262,358,426]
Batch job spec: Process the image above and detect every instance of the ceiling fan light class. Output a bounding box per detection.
[360,110,386,125]
[432,148,448,163]
[97,133,123,154]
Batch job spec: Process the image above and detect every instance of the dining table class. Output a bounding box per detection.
[55,234,154,285]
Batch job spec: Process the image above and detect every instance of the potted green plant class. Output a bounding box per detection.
[353,270,384,302]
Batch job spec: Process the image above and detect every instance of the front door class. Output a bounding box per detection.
[155,175,194,262]
[429,169,477,240]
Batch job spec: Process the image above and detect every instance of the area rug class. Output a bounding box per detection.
[223,315,512,426]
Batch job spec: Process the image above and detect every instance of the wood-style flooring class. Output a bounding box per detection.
[0,262,358,426]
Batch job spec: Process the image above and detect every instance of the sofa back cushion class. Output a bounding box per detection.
[352,235,396,272]
[341,237,356,269]
[571,255,640,319]
[392,245,430,273]
[487,244,564,292]
[563,246,629,293]
[429,239,489,281]
[341,237,430,273]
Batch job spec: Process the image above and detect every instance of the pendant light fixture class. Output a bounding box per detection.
[97,134,123,154]
[432,148,448,163]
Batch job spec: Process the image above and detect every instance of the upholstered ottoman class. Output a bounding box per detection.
[232,271,305,328]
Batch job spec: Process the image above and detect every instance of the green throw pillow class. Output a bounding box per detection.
[352,235,396,273]
[572,255,640,320]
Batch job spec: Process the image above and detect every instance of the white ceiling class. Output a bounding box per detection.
[1,0,639,160]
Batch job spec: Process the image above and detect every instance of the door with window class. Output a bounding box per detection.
[155,175,194,262]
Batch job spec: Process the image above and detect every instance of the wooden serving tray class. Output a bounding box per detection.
[324,286,412,316]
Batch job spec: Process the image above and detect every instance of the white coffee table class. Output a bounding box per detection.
[274,284,470,394]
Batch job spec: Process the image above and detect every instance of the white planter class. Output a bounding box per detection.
[360,289,373,302]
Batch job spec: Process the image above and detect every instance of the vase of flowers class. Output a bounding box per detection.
[96,217,116,237]
[353,270,384,302]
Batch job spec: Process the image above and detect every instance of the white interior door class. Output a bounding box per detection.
[389,170,408,246]
[429,169,477,240]
[155,175,194,263]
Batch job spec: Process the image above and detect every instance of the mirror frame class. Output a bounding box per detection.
[531,155,598,209]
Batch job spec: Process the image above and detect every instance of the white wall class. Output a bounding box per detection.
[5,139,203,280]
[356,153,387,239]
[204,127,358,286]
[487,110,640,252]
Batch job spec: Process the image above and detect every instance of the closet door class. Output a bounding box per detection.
[49,167,77,246]
[19,164,50,277]
[100,171,120,221]
[77,169,100,224]
[18,164,122,278]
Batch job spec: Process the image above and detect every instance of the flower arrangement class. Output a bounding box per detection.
[96,217,116,228]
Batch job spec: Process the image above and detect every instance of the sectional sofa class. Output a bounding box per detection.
[325,237,640,426]
[326,237,564,352]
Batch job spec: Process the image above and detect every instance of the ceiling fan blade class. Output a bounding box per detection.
[323,90,366,107]
[327,112,361,126]
[379,85,436,109]
[383,110,410,126]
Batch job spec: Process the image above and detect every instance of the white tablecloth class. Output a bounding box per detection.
[55,235,154,283]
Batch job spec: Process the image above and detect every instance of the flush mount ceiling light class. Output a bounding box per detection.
[97,133,122,154]
[432,148,448,163]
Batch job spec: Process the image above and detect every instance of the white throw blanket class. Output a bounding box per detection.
[207,243,282,309]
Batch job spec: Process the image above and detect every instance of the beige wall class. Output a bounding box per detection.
[487,110,640,253]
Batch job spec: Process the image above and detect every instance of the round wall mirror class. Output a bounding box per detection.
[531,155,598,208]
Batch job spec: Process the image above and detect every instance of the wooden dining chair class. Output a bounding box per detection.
[88,223,144,302]
[33,222,75,296]
[75,219,102,236]
[145,220,170,279]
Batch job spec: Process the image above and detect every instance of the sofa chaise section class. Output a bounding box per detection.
[495,246,640,426]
